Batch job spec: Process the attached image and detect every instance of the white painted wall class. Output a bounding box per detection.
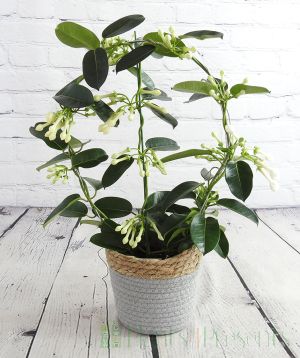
[0,0,299,208]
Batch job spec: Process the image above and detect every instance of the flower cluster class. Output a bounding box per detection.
[47,165,69,184]
[115,215,164,249]
[101,36,131,66]
[157,27,196,59]
[115,216,145,249]
[35,109,74,143]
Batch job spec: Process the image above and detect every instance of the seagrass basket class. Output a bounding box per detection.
[106,245,202,335]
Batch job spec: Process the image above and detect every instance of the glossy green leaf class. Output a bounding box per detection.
[230,84,270,97]
[53,83,94,108]
[127,67,155,89]
[217,198,259,225]
[37,153,69,172]
[116,45,155,73]
[161,181,199,212]
[90,232,129,254]
[225,161,253,201]
[167,204,190,215]
[29,123,68,151]
[102,14,145,38]
[145,137,180,151]
[83,177,103,191]
[144,191,169,211]
[94,197,132,218]
[190,213,206,252]
[68,136,84,149]
[55,22,100,49]
[82,48,109,90]
[72,148,108,168]
[102,156,134,188]
[93,100,115,122]
[172,81,213,95]
[191,215,220,254]
[61,201,88,218]
[215,230,229,258]
[204,217,220,254]
[149,106,178,128]
[44,194,81,227]
[100,219,118,233]
[179,30,223,41]
[161,149,211,163]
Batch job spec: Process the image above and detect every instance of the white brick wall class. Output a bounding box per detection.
[0,0,300,208]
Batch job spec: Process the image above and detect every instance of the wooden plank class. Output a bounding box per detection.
[0,208,77,358]
[220,210,300,357]
[156,251,289,358]
[257,208,300,252]
[0,207,28,237]
[28,223,153,358]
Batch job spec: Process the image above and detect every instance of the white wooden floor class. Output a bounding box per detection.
[0,207,299,358]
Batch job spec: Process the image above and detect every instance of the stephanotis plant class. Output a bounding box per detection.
[30,15,277,259]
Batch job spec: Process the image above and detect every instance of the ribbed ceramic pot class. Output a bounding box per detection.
[106,246,202,335]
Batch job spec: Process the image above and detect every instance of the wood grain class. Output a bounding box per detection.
[0,208,77,358]
[27,223,153,358]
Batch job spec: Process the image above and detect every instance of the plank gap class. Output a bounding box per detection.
[150,335,160,358]
[256,211,300,255]
[0,208,29,239]
[227,257,296,358]
[25,218,80,358]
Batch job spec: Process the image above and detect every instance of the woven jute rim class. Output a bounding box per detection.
[106,245,202,280]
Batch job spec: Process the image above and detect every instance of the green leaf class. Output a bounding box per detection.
[225,161,253,201]
[55,21,100,50]
[230,84,270,97]
[215,230,229,258]
[83,177,103,191]
[61,201,88,218]
[116,45,155,73]
[172,81,213,95]
[90,232,129,254]
[185,93,209,103]
[191,215,220,254]
[145,137,180,151]
[82,48,109,90]
[161,181,199,212]
[217,198,259,225]
[190,213,206,252]
[149,106,178,128]
[37,153,69,172]
[102,156,134,188]
[144,191,169,211]
[161,149,211,163]
[127,67,155,89]
[29,123,68,151]
[53,83,94,108]
[94,197,132,218]
[141,87,171,101]
[204,217,220,254]
[102,14,145,38]
[44,194,80,227]
[72,148,108,168]
[100,219,118,233]
[167,204,190,215]
[179,30,223,41]
[93,100,115,122]
[68,136,84,149]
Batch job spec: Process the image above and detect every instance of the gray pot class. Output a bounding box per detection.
[106,246,202,335]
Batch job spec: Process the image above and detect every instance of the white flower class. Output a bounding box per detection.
[99,109,124,134]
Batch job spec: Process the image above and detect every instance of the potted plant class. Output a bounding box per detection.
[30,15,277,335]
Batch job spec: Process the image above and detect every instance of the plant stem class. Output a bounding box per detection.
[136,61,149,201]
[199,103,231,214]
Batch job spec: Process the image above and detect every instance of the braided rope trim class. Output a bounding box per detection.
[106,245,202,280]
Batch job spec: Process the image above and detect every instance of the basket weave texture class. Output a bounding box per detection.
[106,245,202,280]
